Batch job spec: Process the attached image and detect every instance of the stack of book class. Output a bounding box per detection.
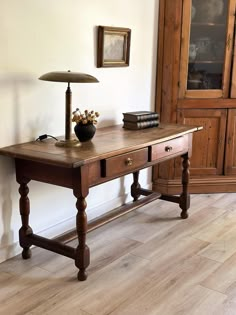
[123,111,159,130]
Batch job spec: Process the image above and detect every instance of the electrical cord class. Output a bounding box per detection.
[35,134,58,142]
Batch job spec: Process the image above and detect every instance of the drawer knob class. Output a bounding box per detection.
[165,146,173,152]
[126,158,133,166]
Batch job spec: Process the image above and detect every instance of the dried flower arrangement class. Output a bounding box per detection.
[72,108,100,125]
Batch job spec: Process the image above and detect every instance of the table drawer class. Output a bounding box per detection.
[101,148,148,178]
[150,136,187,162]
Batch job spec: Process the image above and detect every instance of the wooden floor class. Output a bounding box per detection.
[1,193,236,314]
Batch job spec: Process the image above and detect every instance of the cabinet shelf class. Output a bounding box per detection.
[191,22,226,27]
[189,61,224,64]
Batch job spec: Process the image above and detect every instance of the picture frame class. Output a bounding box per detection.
[97,26,131,68]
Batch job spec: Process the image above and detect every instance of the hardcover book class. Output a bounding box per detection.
[123,111,159,122]
[123,119,159,130]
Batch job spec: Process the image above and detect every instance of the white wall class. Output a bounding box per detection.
[0,0,159,262]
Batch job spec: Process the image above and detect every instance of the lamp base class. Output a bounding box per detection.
[55,139,80,147]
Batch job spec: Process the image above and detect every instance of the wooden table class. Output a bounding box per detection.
[0,124,201,281]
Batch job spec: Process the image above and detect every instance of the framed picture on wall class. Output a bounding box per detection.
[97,26,131,68]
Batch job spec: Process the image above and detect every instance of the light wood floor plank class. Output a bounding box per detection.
[201,251,236,295]
[23,254,152,315]
[214,298,236,315]
[131,205,225,261]
[111,285,226,315]
[1,194,236,314]
[107,255,221,315]
[152,285,227,315]
[198,236,236,263]
[193,206,236,243]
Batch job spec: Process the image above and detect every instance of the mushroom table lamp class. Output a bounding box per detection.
[39,70,99,147]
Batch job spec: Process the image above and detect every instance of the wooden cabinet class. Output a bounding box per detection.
[225,109,236,174]
[177,109,227,176]
[153,0,236,194]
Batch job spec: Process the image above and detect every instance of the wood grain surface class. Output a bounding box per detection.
[0,124,200,168]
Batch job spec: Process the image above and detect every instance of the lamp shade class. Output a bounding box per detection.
[38,71,99,83]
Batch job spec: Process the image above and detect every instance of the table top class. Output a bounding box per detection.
[0,124,201,168]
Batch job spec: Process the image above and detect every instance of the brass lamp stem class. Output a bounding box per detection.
[39,70,98,147]
[65,83,72,141]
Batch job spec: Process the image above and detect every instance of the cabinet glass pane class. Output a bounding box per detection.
[188,0,228,90]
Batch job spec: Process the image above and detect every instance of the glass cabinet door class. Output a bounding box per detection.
[179,0,235,98]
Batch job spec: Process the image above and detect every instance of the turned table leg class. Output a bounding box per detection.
[73,190,90,281]
[18,180,33,259]
[131,171,141,201]
[179,153,190,219]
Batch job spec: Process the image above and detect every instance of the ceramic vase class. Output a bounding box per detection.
[74,123,96,142]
